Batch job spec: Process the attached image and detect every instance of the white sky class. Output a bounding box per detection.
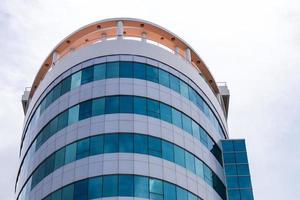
[0,0,299,199]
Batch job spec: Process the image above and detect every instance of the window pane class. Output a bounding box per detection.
[81,67,94,84]
[45,91,53,108]
[76,138,90,159]
[65,143,77,164]
[92,98,105,116]
[222,141,234,152]
[71,71,82,89]
[79,100,92,120]
[104,134,118,153]
[227,176,239,188]
[235,152,248,163]
[172,108,182,128]
[204,165,213,186]
[162,140,174,162]
[238,176,252,188]
[52,83,61,101]
[94,63,106,80]
[120,96,133,113]
[234,140,246,151]
[146,65,158,83]
[120,61,133,77]
[61,76,71,95]
[90,136,103,155]
[74,179,88,200]
[52,189,62,200]
[134,176,149,198]
[182,114,192,134]
[119,133,133,152]
[237,164,250,175]
[147,99,160,118]
[133,62,146,79]
[49,117,58,136]
[240,189,254,200]
[106,61,119,78]
[160,103,172,123]
[176,187,188,200]
[228,189,241,200]
[62,184,74,200]
[134,96,147,115]
[223,153,235,164]
[54,147,65,170]
[225,164,237,176]
[57,111,68,130]
[180,81,189,99]
[103,175,118,197]
[170,75,180,93]
[159,69,170,88]
[195,159,204,178]
[105,96,119,114]
[148,136,162,157]
[164,182,176,200]
[192,121,200,140]
[188,193,197,200]
[119,175,134,196]
[44,154,55,176]
[185,151,195,173]
[149,178,163,194]
[68,105,79,125]
[88,177,102,199]
[134,134,148,154]
[174,146,185,167]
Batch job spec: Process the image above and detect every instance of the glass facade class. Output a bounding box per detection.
[43,174,200,200]
[19,133,225,199]
[22,60,226,154]
[222,140,254,200]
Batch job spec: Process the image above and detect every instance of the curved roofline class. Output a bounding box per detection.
[29,17,219,98]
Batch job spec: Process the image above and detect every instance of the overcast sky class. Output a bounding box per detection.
[0,0,299,199]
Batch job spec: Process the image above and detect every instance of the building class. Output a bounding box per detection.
[16,18,254,200]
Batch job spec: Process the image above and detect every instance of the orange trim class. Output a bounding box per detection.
[29,18,219,98]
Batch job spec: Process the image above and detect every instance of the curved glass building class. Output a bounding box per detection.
[16,18,254,200]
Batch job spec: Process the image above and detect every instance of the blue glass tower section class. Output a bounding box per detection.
[222,140,254,200]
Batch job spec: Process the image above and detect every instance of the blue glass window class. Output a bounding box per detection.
[162,140,174,162]
[185,151,195,173]
[119,175,134,196]
[51,189,62,200]
[120,96,133,113]
[227,176,239,188]
[164,182,176,200]
[225,164,237,176]
[60,76,71,95]
[79,100,92,120]
[94,63,106,81]
[238,176,252,188]
[195,159,204,178]
[65,143,77,164]
[240,189,254,200]
[222,140,234,152]
[192,121,200,140]
[120,61,133,77]
[170,74,180,93]
[174,146,185,167]
[133,62,146,79]
[88,177,102,199]
[104,134,118,153]
[160,103,172,123]
[176,187,188,200]
[81,67,94,84]
[134,96,147,115]
[228,189,240,200]
[57,111,68,131]
[180,81,189,99]
[147,99,160,118]
[134,134,148,154]
[134,176,149,198]
[105,96,119,114]
[76,138,90,159]
[234,140,246,151]
[74,179,88,200]
[159,69,170,88]
[235,152,248,163]
[106,62,119,78]
[70,71,82,89]
[224,153,235,164]
[90,136,103,155]
[148,136,162,157]
[54,148,65,170]
[52,84,61,101]
[182,114,192,134]
[92,98,105,116]
[102,175,118,197]
[172,108,182,128]
[149,178,163,199]
[68,105,79,125]
[237,164,250,175]
[146,65,158,83]
[62,184,74,200]
[119,133,133,152]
